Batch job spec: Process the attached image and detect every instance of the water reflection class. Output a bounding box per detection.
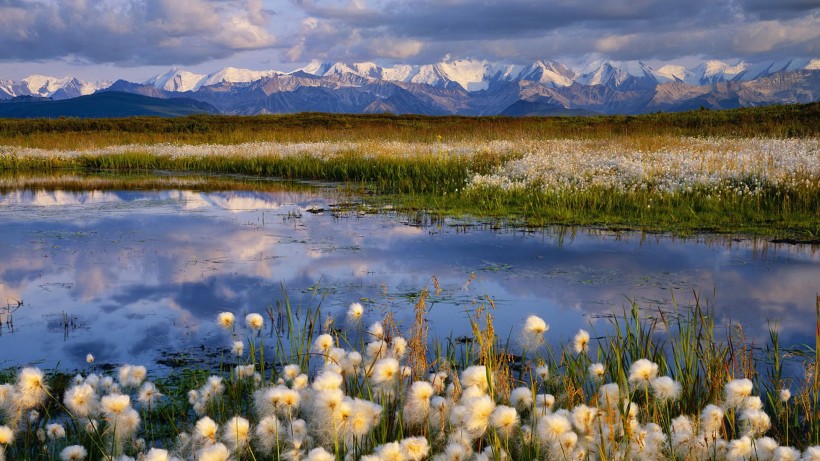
[1,187,818,371]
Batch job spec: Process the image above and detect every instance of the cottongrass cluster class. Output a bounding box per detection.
[468,137,820,196]
[1,299,820,460]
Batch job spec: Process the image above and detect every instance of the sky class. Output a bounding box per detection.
[0,0,818,82]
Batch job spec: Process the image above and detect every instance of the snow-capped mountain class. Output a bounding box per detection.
[2,57,818,116]
[0,75,110,100]
[143,67,282,92]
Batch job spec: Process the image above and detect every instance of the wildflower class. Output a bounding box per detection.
[534,364,549,382]
[112,408,140,440]
[571,404,597,434]
[312,334,334,355]
[223,416,250,452]
[347,302,364,322]
[774,446,801,461]
[521,315,549,349]
[628,359,659,390]
[118,365,147,388]
[599,383,620,408]
[231,341,244,357]
[47,423,66,439]
[368,321,384,340]
[780,388,791,402]
[255,416,282,454]
[752,437,778,461]
[235,364,255,379]
[283,364,300,380]
[198,443,230,461]
[307,447,334,461]
[312,371,344,391]
[375,442,403,461]
[537,412,572,443]
[535,393,555,414]
[18,367,48,408]
[700,404,724,436]
[195,416,218,445]
[101,393,131,417]
[803,446,820,461]
[401,436,431,461]
[391,336,408,358]
[0,426,13,445]
[217,312,235,330]
[724,378,754,410]
[650,376,682,402]
[740,408,771,437]
[509,387,533,412]
[144,448,180,461]
[245,313,264,331]
[462,365,491,392]
[490,405,519,437]
[64,383,98,418]
[589,362,606,381]
[573,329,590,354]
[86,354,94,364]
[292,374,309,390]
[138,382,163,408]
[727,435,753,461]
[60,445,88,461]
[372,358,400,386]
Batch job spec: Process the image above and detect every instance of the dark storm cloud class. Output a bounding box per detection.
[0,0,276,66]
[1,0,817,69]
[283,0,820,64]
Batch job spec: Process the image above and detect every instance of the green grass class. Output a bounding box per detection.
[0,103,817,149]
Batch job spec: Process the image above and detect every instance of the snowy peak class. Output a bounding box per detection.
[578,61,657,88]
[198,67,280,88]
[145,68,206,92]
[517,60,575,87]
[0,75,110,99]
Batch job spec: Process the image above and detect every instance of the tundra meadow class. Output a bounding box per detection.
[1,105,819,460]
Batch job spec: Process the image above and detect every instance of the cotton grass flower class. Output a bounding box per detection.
[60,445,88,461]
[195,416,218,445]
[774,446,801,461]
[217,312,235,331]
[0,426,13,445]
[780,388,792,402]
[86,354,94,364]
[245,313,264,331]
[509,387,533,412]
[724,378,754,410]
[223,416,251,452]
[347,302,364,322]
[490,405,519,437]
[47,423,66,439]
[17,367,48,409]
[573,329,590,354]
[198,443,230,461]
[101,393,131,417]
[521,315,548,349]
[462,365,491,392]
[628,359,659,390]
[537,413,572,443]
[650,376,682,402]
[231,341,244,357]
[64,383,98,418]
[312,334,334,355]
[401,436,431,461]
[589,362,606,381]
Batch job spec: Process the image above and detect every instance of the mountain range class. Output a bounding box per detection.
[1,58,818,116]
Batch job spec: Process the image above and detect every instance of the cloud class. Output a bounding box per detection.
[280,0,820,64]
[0,0,277,66]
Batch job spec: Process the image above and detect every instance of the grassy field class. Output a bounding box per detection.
[1,290,819,460]
[0,104,818,240]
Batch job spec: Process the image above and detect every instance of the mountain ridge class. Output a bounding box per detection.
[1,57,818,117]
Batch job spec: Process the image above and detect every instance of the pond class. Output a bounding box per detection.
[1,177,819,372]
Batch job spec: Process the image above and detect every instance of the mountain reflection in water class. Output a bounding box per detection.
[1,188,818,370]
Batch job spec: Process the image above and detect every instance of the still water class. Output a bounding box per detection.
[1,183,818,371]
